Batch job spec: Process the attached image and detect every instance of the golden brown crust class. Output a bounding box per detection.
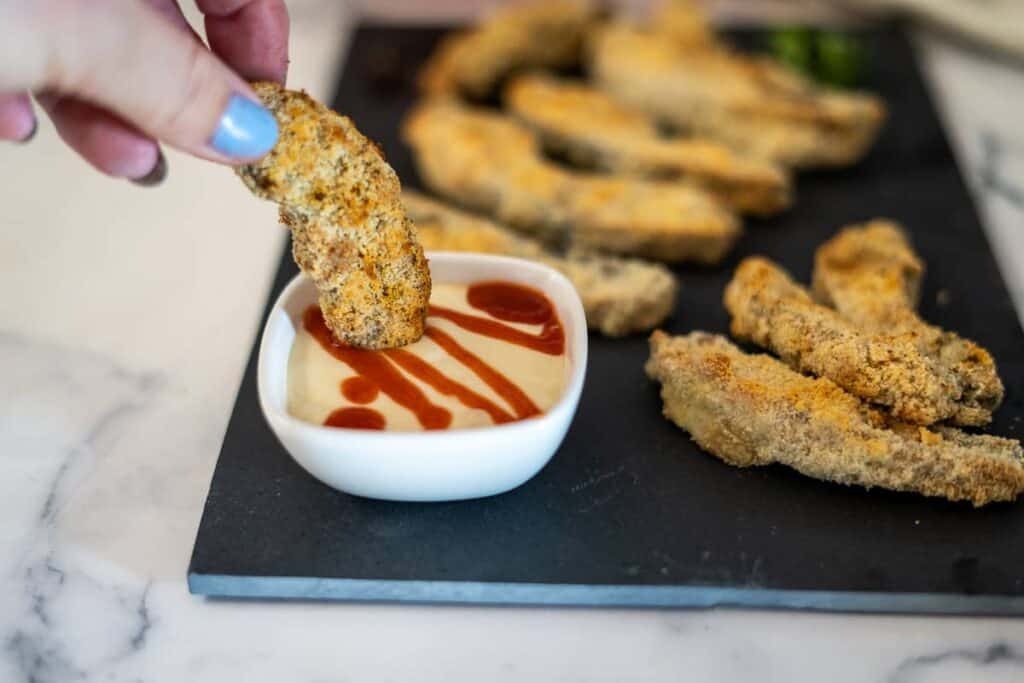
[237,82,430,349]
[404,189,547,258]
[588,24,887,169]
[646,331,1024,506]
[724,256,965,425]
[504,73,792,215]
[648,0,715,48]
[403,99,557,236]
[419,0,596,98]
[813,220,923,317]
[403,190,677,336]
[813,221,1004,425]
[402,99,741,264]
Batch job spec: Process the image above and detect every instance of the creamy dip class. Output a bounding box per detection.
[287,281,570,431]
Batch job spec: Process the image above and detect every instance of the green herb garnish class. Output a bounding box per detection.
[767,27,867,89]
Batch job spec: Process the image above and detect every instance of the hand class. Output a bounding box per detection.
[0,0,289,185]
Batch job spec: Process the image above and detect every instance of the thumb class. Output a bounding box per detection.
[42,0,278,163]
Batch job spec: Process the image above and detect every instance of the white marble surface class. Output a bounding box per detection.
[3,2,1024,681]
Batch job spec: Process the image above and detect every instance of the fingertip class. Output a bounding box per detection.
[98,138,160,180]
[204,0,290,84]
[17,118,38,144]
[130,149,168,187]
[39,96,163,179]
[0,94,38,143]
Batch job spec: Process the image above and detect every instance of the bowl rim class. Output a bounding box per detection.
[257,251,589,442]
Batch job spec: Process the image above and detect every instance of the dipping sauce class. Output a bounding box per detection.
[287,281,570,431]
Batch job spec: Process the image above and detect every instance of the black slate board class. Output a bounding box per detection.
[188,24,1024,614]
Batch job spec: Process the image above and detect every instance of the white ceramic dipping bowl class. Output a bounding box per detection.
[258,252,588,502]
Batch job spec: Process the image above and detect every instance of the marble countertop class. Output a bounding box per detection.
[2,2,1024,681]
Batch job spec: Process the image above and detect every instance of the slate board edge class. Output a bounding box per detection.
[187,573,1024,615]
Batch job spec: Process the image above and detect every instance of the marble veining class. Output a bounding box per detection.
[888,642,1024,682]
[1,333,162,683]
[1,5,1024,680]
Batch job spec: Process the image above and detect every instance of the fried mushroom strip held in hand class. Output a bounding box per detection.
[419,0,597,98]
[403,100,741,264]
[403,191,677,336]
[724,256,971,425]
[813,221,1003,425]
[237,82,430,349]
[504,73,792,216]
[645,331,1024,506]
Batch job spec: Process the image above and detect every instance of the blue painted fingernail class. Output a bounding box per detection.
[210,94,278,159]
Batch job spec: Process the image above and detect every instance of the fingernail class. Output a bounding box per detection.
[17,118,37,144]
[131,150,167,187]
[209,94,278,159]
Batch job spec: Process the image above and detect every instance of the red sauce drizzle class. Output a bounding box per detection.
[304,307,452,430]
[341,376,379,404]
[429,305,565,356]
[324,406,386,430]
[424,326,541,419]
[301,282,564,431]
[385,348,516,424]
[467,281,554,324]
[426,280,564,356]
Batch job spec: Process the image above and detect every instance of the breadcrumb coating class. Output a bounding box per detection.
[419,0,596,98]
[589,24,886,169]
[813,221,1003,426]
[505,73,791,215]
[646,331,1024,506]
[403,190,677,336]
[725,256,964,425]
[237,82,430,349]
[648,0,716,48]
[403,99,741,264]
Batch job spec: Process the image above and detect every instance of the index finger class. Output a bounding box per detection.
[198,0,289,84]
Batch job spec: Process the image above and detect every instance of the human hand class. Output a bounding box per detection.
[0,0,289,185]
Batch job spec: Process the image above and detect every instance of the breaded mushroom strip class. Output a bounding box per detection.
[648,0,716,48]
[403,100,741,264]
[237,82,430,349]
[813,221,1003,425]
[646,331,1024,506]
[814,220,925,320]
[404,99,562,238]
[403,190,677,336]
[724,257,965,425]
[419,0,596,98]
[589,24,886,169]
[504,74,791,215]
